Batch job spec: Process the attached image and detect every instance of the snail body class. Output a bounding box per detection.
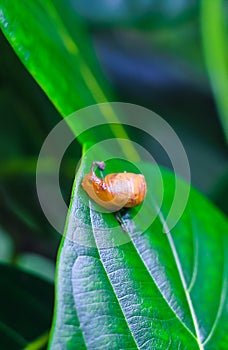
[81,161,147,212]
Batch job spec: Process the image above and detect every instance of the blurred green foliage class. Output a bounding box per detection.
[0,264,53,349]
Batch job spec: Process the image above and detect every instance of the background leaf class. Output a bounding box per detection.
[201,0,228,142]
[0,264,54,350]
[15,253,55,283]
[67,0,197,27]
[0,228,14,263]
[49,160,228,349]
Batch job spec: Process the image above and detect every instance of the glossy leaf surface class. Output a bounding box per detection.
[0,0,120,143]
[49,161,228,349]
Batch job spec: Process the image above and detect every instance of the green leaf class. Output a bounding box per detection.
[0,264,54,350]
[201,0,228,142]
[16,253,55,283]
[49,161,228,349]
[0,228,14,262]
[0,1,106,116]
[0,2,110,133]
[0,1,139,160]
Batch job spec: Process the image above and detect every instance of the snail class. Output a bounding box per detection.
[81,161,147,231]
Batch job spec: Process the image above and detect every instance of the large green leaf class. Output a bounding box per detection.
[201,0,228,142]
[49,160,228,349]
[0,0,135,154]
[0,0,107,116]
[0,264,54,350]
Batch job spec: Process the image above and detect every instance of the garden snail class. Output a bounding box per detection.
[81,161,147,218]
